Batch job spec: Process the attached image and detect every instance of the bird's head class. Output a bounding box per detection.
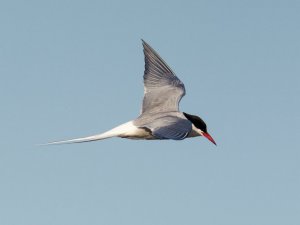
[183,112,216,145]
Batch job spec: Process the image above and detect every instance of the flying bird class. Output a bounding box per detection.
[45,40,216,145]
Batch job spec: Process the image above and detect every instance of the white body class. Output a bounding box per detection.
[42,40,213,146]
[44,121,153,145]
[43,119,202,145]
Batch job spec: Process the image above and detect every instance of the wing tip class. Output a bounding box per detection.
[141,39,153,52]
[141,38,147,45]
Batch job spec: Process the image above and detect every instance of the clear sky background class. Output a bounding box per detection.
[1,0,299,224]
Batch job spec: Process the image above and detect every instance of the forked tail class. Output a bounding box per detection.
[40,121,134,146]
[40,133,111,145]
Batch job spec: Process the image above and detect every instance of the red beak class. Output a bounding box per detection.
[202,132,217,145]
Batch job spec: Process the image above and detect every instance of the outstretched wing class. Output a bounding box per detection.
[143,116,192,140]
[141,40,186,115]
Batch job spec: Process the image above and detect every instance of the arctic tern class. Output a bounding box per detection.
[45,40,216,145]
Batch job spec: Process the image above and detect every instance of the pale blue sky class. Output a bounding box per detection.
[1,0,299,224]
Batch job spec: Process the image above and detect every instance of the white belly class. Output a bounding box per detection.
[112,121,155,140]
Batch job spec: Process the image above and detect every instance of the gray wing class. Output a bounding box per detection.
[143,116,192,140]
[141,40,186,115]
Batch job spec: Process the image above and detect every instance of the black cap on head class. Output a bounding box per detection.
[183,112,207,133]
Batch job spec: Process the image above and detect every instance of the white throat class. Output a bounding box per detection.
[187,124,203,138]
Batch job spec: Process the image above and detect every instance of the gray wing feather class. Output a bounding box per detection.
[141,40,185,114]
[143,116,192,140]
